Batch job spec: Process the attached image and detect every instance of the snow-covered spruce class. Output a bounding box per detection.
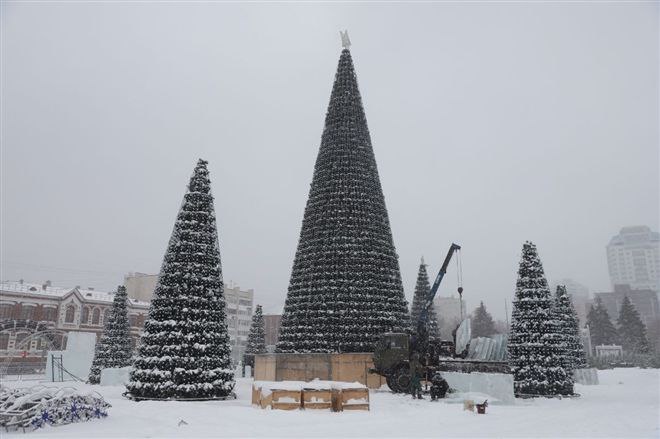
[507,241,573,396]
[88,285,133,384]
[587,298,618,346]
[471,301,496,338]
[553,285,588,370]
[243,304,266,371]
[126,159,234,400]
[276,48,409,353]
[409,258,440,338]
[617,296,650,354]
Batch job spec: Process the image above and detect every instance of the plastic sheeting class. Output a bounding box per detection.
[455,318,472,354]
[467,334,508,361]
[443,371,515,404]
[45,332,96,381]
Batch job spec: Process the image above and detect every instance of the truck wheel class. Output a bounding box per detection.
[386,374,400,393]
[393,366,411,394]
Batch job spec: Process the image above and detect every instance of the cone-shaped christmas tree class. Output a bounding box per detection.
[508,241,573,396]
[126,159,234,400]
[617,296,649,354]
[88,285,132,384]
[277,45,409,353]
[243,304,266,371]
[409,258,440,339]
[554,285,588,370]
[587,298,618,346]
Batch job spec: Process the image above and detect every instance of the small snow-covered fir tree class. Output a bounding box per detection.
[88,285,132,384]
[471,301,496,338]
[126,159,234,400]
[276,46,409,353]
[553,285,588,371]
[587,299,618,346]
[409,258,440,339]
[243,304,266,370]
[617,296,649,354]
[508,241,573,396]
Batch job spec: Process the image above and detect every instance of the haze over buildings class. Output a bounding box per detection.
[606,226,660,293]
[2,3,658,321]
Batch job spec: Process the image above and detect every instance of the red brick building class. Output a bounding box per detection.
[0,281,150,371]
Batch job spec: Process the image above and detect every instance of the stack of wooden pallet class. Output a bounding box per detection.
[252,380,369,412]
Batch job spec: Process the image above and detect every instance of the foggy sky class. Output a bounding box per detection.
[2,2,658,319]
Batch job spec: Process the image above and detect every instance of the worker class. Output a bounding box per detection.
[430,371,449,401]
[409,352,423,399]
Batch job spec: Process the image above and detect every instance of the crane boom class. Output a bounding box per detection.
[416,243,461,336]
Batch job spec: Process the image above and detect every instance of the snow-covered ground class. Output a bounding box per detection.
[3,368,659,438]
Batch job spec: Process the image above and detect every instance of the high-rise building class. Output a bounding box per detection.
[606,226,660,292]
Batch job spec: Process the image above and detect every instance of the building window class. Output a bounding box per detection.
[39,337,50,350]
[129,315,138,327]
[0,333,9,350]
[20,305,35,320]
[81,307,90,324]
[14,332,30,350]
[92,308,101,325]
[0,304,13,319]
[65,305,76,323]
[42,307,57,322]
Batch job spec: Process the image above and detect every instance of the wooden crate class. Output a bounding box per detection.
[270,389,302,410]
[302,389,333,410]
[337,388,370,411]
[252,384,261,406]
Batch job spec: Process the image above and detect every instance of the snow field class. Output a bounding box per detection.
[3,368,658,438]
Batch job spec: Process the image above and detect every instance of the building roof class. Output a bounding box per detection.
[0,281,150,308]
[609,225,660,246]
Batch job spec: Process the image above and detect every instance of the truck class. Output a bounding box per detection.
[371,243,510,394]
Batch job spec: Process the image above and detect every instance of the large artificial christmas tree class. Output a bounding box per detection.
[276,43,409,353]
[409,258,440,339]
[586,299,618,346]
[508,242,573,396]
[616,296,649,354]
[88,285,132,384]
[243,304,266,371]
[553,285,588,370]
[126,159,234,400]
[471,301,496,338]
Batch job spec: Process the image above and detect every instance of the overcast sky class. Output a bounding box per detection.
[2,2,658,319]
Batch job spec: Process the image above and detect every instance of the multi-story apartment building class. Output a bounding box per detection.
[224,285,254,364]
[607,226,660,292]
[0,281,150,371]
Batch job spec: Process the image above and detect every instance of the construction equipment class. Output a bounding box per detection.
[371,243,510,394]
